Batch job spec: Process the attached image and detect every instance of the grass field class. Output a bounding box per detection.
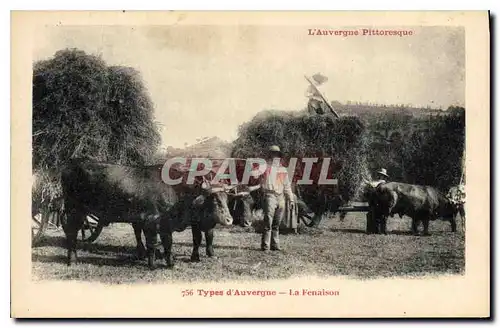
[31,213,465,284]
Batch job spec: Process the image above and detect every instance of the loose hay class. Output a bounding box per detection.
[232,110,370,206]
[32,169,63,213]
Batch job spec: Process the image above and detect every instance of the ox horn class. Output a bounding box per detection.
[205,182,234,194]
[208,186,225,193]
[224,184,238,192]
[234,184,260,197]
[247,184,261,192]
[200,176,209,190]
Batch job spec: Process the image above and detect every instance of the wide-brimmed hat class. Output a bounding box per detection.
[268,145,282,155]
[376,168,389,178]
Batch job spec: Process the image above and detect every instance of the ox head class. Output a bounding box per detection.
[192,180,235,227]
[445,185,465,216]
[227,184,262,227]
[437,192,461,221]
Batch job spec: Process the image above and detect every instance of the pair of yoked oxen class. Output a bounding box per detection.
[60,160,460,269]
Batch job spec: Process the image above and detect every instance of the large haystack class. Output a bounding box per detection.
[32,48,162,220]
[232,110,370,207]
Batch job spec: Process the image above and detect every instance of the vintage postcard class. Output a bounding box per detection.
[11,11,489,318]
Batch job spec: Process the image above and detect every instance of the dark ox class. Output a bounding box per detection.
[369,182,459,235]
[227,158,345,227]
[228,185,263,227]
[61,160,233,269]
[228,184,318,228]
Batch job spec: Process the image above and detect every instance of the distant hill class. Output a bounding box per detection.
[156,137,232,162]
[330,100,449,119]
[182,136,232,158]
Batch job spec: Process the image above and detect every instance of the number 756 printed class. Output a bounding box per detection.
[181,289,194,297]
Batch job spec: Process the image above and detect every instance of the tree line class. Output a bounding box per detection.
[232,107,465,196]
[366,106,465,192]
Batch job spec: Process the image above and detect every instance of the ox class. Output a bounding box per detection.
[228,184,317,228]
[226,157,344,228]
[228,185,263,227]
[369,182,459,235]
[61,160,233,269]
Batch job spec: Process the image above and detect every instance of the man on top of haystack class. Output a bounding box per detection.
[305,73,340,118]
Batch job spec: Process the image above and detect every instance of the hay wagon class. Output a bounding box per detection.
[31,172,103,246]
[32,171,102,246]
[31,158,254,245]
[336,202,371,228]
[31,200,103,246]
[337,202,370,214]
[31,157,343,244]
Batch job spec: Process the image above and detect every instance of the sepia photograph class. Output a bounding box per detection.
[11,11,490,318]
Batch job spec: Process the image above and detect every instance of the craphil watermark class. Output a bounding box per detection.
[161,157,338,186]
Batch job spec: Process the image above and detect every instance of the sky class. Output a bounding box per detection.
[33,25,465,148]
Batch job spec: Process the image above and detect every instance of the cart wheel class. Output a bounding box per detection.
[32,210,48,246]
[81,215,104,243]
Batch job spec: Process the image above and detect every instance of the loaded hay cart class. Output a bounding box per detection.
[31,171,105,246]
[31,154,354,244]
[32,158,261,245]
[31,197,103,246]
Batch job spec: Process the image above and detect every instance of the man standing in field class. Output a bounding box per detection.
[260,145,294,251]
[364,168,390,233]
[446,184,466,233]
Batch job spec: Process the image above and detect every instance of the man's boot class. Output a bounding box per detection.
[270,230,281,251]
[261,230,271,251]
